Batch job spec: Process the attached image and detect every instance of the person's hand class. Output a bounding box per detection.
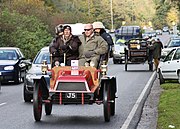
[84,51,95,58]
[61,45,68,50]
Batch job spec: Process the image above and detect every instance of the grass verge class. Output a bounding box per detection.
[157,80,180,129]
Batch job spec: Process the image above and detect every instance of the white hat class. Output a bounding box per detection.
[92,21,105,29]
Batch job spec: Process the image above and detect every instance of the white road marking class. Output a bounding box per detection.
[120,71,157,129]
[0,102,7,107]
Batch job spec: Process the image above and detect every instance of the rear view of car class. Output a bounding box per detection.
[24,47,50,102]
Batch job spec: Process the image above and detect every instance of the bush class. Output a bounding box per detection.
[0,9,52,59]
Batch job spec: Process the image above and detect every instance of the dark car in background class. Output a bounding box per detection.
[0,47,28,84]
[24,47,50,102]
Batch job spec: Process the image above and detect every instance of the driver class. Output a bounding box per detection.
[49,25,82,66]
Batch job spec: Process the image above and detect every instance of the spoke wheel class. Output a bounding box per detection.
[103,82,111,122]
[33,81,42,121]
[45,102,52,115]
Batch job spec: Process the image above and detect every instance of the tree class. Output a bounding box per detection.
[0,9,52,59]
[166,7,179,27]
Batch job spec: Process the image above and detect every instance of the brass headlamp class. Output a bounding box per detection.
[100,61,107,76]
[41,60,48,75]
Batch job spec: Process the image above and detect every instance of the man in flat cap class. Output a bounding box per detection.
[49,25,82,66]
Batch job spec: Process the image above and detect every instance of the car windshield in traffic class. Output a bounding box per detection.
[33,51,50,64]
[0,49,18,60]
[168,39,180,47]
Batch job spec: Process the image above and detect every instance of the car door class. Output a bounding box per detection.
[161,49,176,79]
[171,48,180,78]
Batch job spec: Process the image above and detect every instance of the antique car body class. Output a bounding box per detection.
[32,60,117,122]
[124,38,153,71]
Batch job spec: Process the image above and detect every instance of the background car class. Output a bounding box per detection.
[24,47,50,102]
[158,47,180,84]
[161,37,180,58]
[0,47,28,84]
[162,26,169,32]
[155,29,162,35]
[112,39,127,64]
[142,31,156,38]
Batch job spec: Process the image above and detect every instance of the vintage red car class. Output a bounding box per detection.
[32,59,117,122]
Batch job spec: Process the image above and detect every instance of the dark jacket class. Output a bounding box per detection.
[95,29,114,49]
[49,35,81,64]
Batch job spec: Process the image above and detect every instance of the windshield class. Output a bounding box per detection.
[34,50,50,64]
[0,49,18,60]
[168,39,180,47]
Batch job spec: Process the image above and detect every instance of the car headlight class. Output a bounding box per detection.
[113,51,119,54]
[26,74,36,82]
[4,66,14,70]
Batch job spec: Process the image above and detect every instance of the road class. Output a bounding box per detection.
[0,33,170,129]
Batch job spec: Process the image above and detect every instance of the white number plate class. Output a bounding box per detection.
[65,93,77,99]
[0,72,1,75]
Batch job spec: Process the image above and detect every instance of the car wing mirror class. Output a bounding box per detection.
[23,59,32,65]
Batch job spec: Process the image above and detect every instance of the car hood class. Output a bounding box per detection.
[27,64,51,74]
[114,45,125,53]
[161,48,173,56]
[0,60,18,65]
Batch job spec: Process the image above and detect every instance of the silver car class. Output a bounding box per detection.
[112,40,127,64]
[23,47,50,102]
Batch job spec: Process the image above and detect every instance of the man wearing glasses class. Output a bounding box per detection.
[78,24,108,68]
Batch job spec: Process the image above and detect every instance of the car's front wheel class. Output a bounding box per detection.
[15,70,22,84]
[158,69,165,84]
[23,84,32,102]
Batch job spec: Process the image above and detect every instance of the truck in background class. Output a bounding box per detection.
[115,26,142,42]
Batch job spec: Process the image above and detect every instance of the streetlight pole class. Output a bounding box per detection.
[110,0,114,31]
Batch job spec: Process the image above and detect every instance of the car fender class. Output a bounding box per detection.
[33,76,49,99]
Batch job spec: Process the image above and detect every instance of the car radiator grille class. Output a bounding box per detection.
[56,82,87,91]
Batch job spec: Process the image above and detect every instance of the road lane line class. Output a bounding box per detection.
[120,71,157,129]
[0,102,7,107]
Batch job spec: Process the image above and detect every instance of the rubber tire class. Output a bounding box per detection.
[15,70,21,84]
[33,81,42,121]
[110,94,115,116]
[23,84,32,102]
[125,51,128,71]
[113,59,118,64]
[103,82,111,122]
[159,70,165,84]
[45,102,52,115]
